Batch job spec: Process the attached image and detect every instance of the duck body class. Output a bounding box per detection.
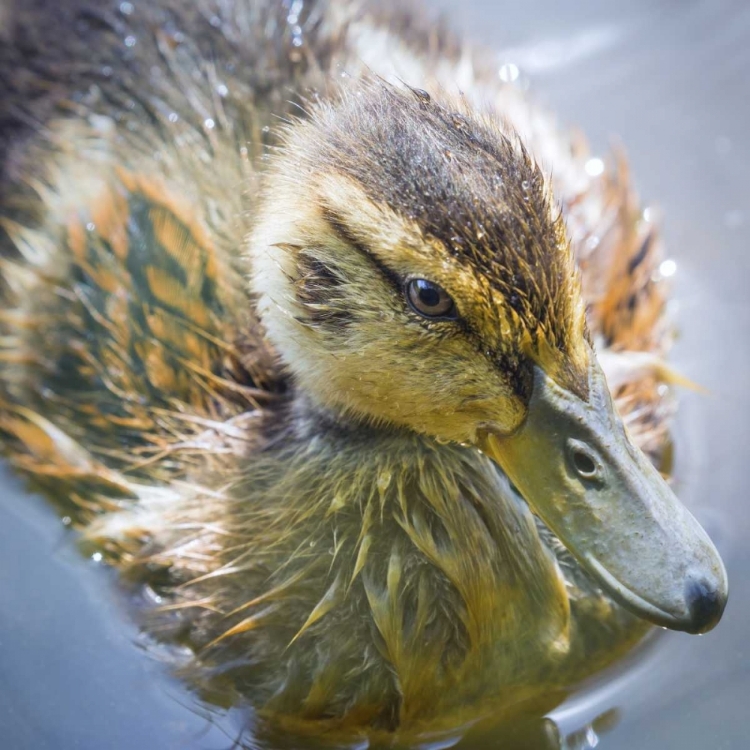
[0,0,727,741]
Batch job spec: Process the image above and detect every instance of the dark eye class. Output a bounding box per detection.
[405,279,457,319]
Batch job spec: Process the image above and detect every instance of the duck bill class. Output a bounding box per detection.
[478,357,728,634]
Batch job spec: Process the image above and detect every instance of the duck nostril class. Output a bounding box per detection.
[572,449,597,477]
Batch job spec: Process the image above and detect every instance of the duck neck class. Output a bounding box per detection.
[191,390,573,727]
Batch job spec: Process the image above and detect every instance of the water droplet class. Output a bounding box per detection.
[452,114,467,130]
[292,35,303,47]
[521,180,529,190]
[586,727,599,748]
[101,65,113,77]
[499,62,520,83]
[61,516,71,526]
[209,15,221,28]
[659,259,677,278]
[204,117,215,130]
[377,470,392,493]
[124,35,137,47]
[262,125,270,134]
[216,83,229,97]
[92,552,103,562]
[86,222,96,231]
[329,493,346,513]
[642,206,653,222]
[119,1,134,15]
[585,157,604,177]
[411,87,431,105]
[168,112,179,123]
[584,235,600,252]
[286,0,304,23]
[143,585,163,605]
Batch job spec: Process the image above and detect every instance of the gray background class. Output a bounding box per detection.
[1,0,748,748]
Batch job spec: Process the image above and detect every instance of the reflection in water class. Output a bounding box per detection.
[204,702,620,750]
[430,709,617,750]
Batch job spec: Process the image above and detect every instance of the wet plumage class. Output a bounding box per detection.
[0,0,726,742]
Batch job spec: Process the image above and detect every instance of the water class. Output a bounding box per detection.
[1,1,749,748]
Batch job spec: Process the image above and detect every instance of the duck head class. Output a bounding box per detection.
[250,82,727,634]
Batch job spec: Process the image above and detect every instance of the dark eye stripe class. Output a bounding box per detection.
[319,207,458,323]
[405,279,457,320]
[320,206,404,289]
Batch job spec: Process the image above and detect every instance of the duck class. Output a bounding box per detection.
[0,0,728,743]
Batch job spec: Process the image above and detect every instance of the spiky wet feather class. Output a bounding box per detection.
[266,84,590,398]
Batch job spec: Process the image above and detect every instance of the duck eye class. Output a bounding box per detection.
[405,279,456,319]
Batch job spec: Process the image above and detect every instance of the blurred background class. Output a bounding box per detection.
[1,1,748,748]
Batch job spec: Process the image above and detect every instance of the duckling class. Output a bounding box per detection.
[0,0,728,741]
